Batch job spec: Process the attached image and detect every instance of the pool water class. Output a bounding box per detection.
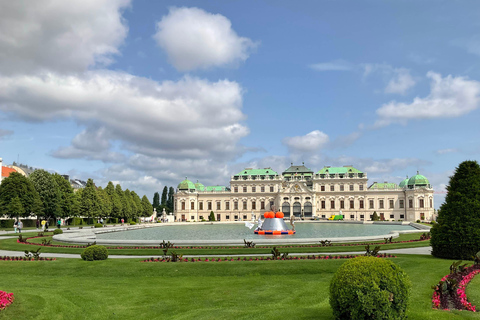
[96,222,417,241]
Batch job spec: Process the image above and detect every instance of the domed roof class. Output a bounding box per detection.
[178,177,195,190]
[399,176,409,188]
[407,171,430,187]
[194,180,205,191]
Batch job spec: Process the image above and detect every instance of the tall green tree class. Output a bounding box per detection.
[97,186,112,220]
[123,188,133,220]
[106,182,122,219]
[0,172,42,218]
[8,196,24,219]
[52,173,75,219]
[153,192,160,212]
[131,191,142,217]
[166,186,175,213]
[115,184,126,219]
[161,186,168,206]
[141,195,152,217]
[30,169,61,220]
[431,160,480,259]
[79,179,100,221]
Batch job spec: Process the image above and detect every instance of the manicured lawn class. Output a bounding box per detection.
[0,255,477,319]
[0,233,430,256]
[466,270,480,309]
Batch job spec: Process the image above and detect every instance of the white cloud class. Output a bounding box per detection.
[309,59,353,71]
[0,0,130,75]
[375,72,480,127]
[363,64,416,94]
[0,71,249,162]
[0,129,13,139]
[153,7,256,71]
[436,148,458,155]
[282,130,329,154]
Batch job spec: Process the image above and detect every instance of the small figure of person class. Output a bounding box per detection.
[255,216,263,231]
[41,219,46,231]
[36,219,40,229]
[14,219,18,233]
[57,219,61,229]
[45,221,49,230]
[290,215,295,232]
[121,218,124,226]
[18,220,23,233]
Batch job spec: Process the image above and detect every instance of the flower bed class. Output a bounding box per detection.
[141,253,397,263]
[432,264,480,312]
[0,256,56,261]
[0,290,14,310]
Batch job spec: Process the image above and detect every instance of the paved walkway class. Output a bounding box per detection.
[0,246,432,259]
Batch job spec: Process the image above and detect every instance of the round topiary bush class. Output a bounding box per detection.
[53,229,63,235]
[81,245,108,261]
[330,256,411,319]
[130,221,136,225]
[94,223,103,228]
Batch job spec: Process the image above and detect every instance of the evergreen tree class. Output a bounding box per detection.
[106,182,122,219]
[131,190,142,218]
[209,211,215,221]
[166,186,175,213]
[30,169,61,220]
[141,195,152,217]
[8,196,24,219]
[52,173,75,219]
[153,192,160,212]
[115,184,126,219]
[431,160,480,259]
[161,186,168,206]
[79,179,100,221]
[372,211,379,221]
[0,172,42,218]
[97,187,112,220]
[123,189,133,220]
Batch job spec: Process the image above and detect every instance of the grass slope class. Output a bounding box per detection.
[0,255,477,320]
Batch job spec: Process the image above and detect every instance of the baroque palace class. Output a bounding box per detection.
[174,164,435,222]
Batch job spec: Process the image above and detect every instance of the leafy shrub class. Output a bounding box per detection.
[129,221,136,225]
[431,160,480,259]
[0,219,14,229]
[330,256,411,320]
[81,245,108,261]
[53,229,63,235]
[416,220,421,223]
[94,223,103,228]
[209,211,215,221]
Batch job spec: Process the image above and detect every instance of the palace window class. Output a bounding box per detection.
[226,215,229,220]
[243,201,247,210]
[359,185,364,191]
[349,185,354,191]
[191,202,194,210]
[234,202,238,210]
[430,199,433,208]
[181,202,185,210]
[331,200,335,209]
[252,201,256,210]
[350,200,354,209]
[379,200,384,209]
[359,200,364,209]
[400,214,405,219]
[243,215,247,220]
[390,214,394,219]
[321,201,326,209]
[217,202,221,210]
[261,201,265,210]
[369,199,374,209]
[399,200,404,209]
[252,186,256,192]
[261,186,265,192]
[208,202,212,210]
[409,199,413,208]
[340,200,344,209]
[321,186,325,191]
[360,215,364,219]
[350,215,354,219]
[419,199,424,208]
[191,216,194,220]
[243,186,247,193]
[199,202,203,210]
[270,186,274,192]
[330,185,334,191]
[389,199,394,209]
[225,202,230,210]
[234,187,238,193]
[420,213,425,220]
[340,185,344,191]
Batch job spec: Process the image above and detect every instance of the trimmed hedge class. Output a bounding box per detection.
[108,218,118,224]
[94,223,103,228]
[130,221,136,225]
[81,245,108,261]
[0,219,14,229]
[330,256,411,319]
[53,229,63,235]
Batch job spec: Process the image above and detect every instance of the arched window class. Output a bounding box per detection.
[293,202,301,217]
[282,202,290,216]
[304,202,312,217]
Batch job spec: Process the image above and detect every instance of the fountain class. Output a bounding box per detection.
[254,211,295,235]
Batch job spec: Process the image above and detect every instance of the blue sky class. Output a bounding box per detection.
[1,0,479,208]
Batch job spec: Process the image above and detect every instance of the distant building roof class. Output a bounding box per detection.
[369,182,398,190]
[282,164,313,176]
[316,166,363,175]
[234,168,278,176]
[1,166,16,178]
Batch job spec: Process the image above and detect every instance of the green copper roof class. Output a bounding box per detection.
[369,182,398,190]
[407,172,430,186]
[235,168,278,176]
[204,186,230,192]
[195,181,205,191]
[399,176,409,188]
[178,178,195,190]
[316,166,363,174]
[283,164,313,175]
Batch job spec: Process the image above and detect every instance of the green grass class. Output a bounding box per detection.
[0,233,430,256]
[466,270,480,309]
[0,255,477,319]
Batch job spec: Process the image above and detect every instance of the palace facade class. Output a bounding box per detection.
[174,164,435,222]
